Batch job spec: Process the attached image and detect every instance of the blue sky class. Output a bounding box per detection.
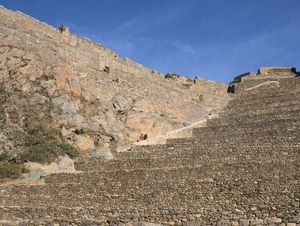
[1,0,299,84]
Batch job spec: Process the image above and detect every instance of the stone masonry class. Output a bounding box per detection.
[0,4,300,226]
[0,70,299,225]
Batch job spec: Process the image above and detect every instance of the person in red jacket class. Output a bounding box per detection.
[139,134,144,141]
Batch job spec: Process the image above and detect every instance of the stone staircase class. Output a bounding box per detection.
[0,73,300,225]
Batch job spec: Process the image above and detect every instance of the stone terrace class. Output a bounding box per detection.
[0,69,300,225]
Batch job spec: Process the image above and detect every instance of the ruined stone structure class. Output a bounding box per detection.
[0,5,299,226]
[0,5,229,158]
[1,69,300,225]
[228,67,298,93]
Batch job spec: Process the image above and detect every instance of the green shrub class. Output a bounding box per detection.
[20,141,79,164]
[0,161,23,181]
[21,142,58,164]
[59,143,78,158]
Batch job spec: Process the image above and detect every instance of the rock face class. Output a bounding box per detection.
[23,155,76,180]
[0,5,230,157]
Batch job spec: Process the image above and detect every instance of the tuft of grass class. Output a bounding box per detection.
[25,119,62,146]
[80,96,88,103]
[59,143,78,158]
[116,110,125,115]
[72,126,84,135]
[0,161,24,182]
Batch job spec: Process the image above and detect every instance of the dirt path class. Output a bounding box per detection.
[245,81,279,91]
[135,114,218,146]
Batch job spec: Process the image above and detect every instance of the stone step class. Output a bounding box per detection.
[222,97,299,115]
[193,119,299,137]
[228,91,300,108]
[168,129,300,148]
[120,144,168,155]
[72,144,300,172]
[1,204,299,225]
[2,187,299,213]
[223,101,300,121]
[50,160,300,184]
[236,83,300,96]
[207,109,300,126]
[1,173,299,211]
[3,161,298,193]
[168,139,299,152]
[114,143,300,162]
[222,102,300,119]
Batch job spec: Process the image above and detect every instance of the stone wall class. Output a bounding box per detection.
[0,5,230,157]
[258,67,296,76]
[0,5,153,78]
[0,73,299,225]
[1,4,299,226]
[232,71,256,83]
[229,67,298,94]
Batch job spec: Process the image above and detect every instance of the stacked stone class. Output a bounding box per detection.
[234,69,298,93]
[1,74,299,225]
[1,3,300,225]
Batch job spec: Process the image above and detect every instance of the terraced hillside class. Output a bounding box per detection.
[0,68,300,225]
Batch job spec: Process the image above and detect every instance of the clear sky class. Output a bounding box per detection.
[1,0,299,84]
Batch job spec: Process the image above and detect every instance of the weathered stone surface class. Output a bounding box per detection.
[88,147,114,160]
[23,155,76,180]
[239,219,249,226]
[74,135,95,154]
[0,5,230,158]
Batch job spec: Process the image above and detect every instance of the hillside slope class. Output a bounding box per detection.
[0,5,229,160]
